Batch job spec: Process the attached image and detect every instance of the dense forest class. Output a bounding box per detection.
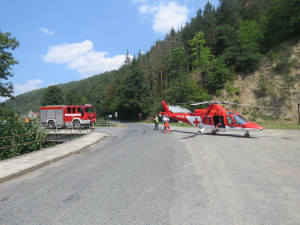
[5,0,300,120]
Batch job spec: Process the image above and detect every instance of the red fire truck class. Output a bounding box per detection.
[40,104,96,128]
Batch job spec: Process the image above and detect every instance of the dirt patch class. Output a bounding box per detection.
[220,40,300,123]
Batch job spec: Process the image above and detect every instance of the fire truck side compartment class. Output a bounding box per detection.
[40,110,47,123]
[41,108,64,126]
[56,109,63,126]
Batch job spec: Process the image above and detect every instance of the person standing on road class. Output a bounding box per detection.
[153,115,159,130]
[163,115,171,133]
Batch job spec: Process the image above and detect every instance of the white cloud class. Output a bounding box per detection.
[138,4,158,14]
[14,79,43,95]
[0,79,43,102]
[68,51,126,78]
[153,2,189,33]
[40,27,54,35]
[43,40,93,63]
[134,1,189,34]
[43,40,129,77]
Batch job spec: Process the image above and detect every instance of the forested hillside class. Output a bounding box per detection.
[6,71,117,115]
[5,0,300,121]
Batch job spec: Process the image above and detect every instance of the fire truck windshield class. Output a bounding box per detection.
[85,107,95,113]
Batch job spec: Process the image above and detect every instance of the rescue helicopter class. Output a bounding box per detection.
[159,100,264,138]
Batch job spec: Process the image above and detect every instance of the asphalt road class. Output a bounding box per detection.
[0,123,299,225]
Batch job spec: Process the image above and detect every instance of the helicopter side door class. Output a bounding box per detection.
[226,116,235,127]
[213,115,226,128]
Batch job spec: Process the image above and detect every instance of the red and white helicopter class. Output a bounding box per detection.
[159,100,264,138]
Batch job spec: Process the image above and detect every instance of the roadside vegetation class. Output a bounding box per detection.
[0,107,48,160]
[258,119,300,130]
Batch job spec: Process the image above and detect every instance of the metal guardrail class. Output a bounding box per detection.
[0,132,44,158]
[0,119,118,160]
[25,120,119,128]
[0,128,90,160]
[45,128,89,143]
[94,120,119,127]
[40,121,93,130]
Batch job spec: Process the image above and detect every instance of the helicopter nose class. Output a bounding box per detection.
[245,122,264,130]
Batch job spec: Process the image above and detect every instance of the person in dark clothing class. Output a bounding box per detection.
[153,115,159,130]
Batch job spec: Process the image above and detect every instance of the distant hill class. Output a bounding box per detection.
[5,88,44,114]
[5,70,118,115]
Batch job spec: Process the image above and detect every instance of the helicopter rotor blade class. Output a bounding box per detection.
[178,101,273,108]
[172,102,195,105]
[172,100,273,108]
[220,102,273,108]
[189,101,216,106]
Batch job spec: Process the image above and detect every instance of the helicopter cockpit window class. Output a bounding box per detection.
[226,112,236,115]
[226,116,234,125]
[233,115,248,125]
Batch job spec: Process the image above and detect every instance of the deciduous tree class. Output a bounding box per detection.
[40,85,64,106]
[0,31,19,98]
[189,31,215,88]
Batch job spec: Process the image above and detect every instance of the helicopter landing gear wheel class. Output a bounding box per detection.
[198,127,204,135]
[244,132,250,138]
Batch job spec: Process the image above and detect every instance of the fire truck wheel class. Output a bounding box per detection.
[48,121,56,129]
[73,120,80,129]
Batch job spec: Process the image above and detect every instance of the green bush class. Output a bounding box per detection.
[227,85,241,96]
[266,50,278,62]
[0,107,47,160]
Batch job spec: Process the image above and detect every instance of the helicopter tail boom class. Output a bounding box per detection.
[161,100,171,113]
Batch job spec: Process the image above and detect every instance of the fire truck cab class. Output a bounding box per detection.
[40,104,96,128]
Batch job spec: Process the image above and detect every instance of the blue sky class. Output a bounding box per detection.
[0,0,219,99]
